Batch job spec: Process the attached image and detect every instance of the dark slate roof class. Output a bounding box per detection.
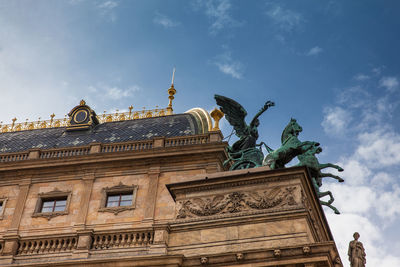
[0,114,202,154]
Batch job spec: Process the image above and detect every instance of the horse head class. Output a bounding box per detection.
[281,118,303,144]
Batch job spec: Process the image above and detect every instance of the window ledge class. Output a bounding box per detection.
[32,210,68,220]
[98,206,135,215]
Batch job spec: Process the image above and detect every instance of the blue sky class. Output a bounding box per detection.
[1,0,400,265]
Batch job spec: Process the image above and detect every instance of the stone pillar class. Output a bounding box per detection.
[209,131,223,142]
[74,171,95,230]
[0,233,19,264]
[143,166,161,223]
[89,143,101,154]
[153,137,165,148]
[28,149,40,160]
[150,225,169,254]
[8,180,31,233]
[74,229,93,259]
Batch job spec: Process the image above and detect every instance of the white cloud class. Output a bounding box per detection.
[355,130,400,168]
[321,106,351,136]
[353,73,370,81]
[320,69,400,266]
[195,0,240,35]
[89,84,140,100]
[265,4,303,32]
[337,86,370,109]
[215,62,243,79]
[153,12,180,28]
[306,46,323,56]
[98,0,118,10]
[379,76,399,92]
[97,1,119,22]
[213,50,243,79]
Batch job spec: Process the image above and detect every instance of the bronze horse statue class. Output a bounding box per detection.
[263,118,319,169]
[297,145,344,214]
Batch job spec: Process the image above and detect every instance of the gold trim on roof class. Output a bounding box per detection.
[0,106,170,133]
[1,72,179,133]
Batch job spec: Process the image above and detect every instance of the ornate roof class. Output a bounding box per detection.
[0,113,209,154]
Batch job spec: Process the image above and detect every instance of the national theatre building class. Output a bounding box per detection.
[0,84,343,266]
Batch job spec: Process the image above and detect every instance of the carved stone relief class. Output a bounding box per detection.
[176,186,300,219]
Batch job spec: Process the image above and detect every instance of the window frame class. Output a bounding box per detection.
[0,197,8,220]
[32,189,72,220]
[99,183,138,215]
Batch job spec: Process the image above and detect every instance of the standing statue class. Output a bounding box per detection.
[348,232,366,267]
[214,95,274,170]
[297,145,344,214]
[263,118,319,169]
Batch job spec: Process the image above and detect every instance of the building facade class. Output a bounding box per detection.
[0,98,342,266]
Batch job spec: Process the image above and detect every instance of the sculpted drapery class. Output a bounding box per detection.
[348,232,366,267]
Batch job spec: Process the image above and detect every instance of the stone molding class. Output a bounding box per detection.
[175,186,302,221]
[32,189,72,220]
[98,182,138,215]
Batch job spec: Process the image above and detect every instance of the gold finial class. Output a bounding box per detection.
[210,108,224,131]
[80,99,86,105]
[50,113,55,125]
[166,68,177,115]
[11,118,17,129]
[128,105,133,119]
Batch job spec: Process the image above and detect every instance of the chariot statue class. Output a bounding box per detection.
[214,94,274,170]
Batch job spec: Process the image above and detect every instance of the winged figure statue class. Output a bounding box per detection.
[214,95,274,170]
[214,95,274,153]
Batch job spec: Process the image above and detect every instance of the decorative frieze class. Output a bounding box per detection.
[176,186,300,219]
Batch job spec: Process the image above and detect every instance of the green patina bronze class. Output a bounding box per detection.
[214,94,274,170]
[214,95,342,214]
[297,145,344,214]
[262,118,319,169]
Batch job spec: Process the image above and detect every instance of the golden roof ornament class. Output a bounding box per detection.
[166,67,177,115]
[210,108,224,131]
[0,71,181,133]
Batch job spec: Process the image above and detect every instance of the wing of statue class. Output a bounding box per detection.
[214,94,248,138]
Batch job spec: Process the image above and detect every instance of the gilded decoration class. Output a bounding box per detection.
[176,186,299,219]
[0,106,171,133]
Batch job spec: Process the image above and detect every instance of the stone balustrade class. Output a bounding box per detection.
[0,133,220,163]
[92,231,154,250]
[17,236,77,255]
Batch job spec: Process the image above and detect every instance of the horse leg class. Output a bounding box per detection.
[318,163,343,172]
[320,173,344,183]
[317,190,340,214]
[316,190,334,205]
[320,200,340,214]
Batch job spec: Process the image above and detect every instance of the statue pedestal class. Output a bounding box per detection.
[166,166,342,266]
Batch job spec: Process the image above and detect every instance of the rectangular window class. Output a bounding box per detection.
[0,198,7,219]
[33,190,71,220]
[106,193,133,207]
[99,184,137,214]
[41,198,67,213]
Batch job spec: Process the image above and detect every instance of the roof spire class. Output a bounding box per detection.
[166,67,177,115]
[171,66,176,86]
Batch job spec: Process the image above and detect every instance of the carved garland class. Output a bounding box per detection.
[176,186,299,219]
